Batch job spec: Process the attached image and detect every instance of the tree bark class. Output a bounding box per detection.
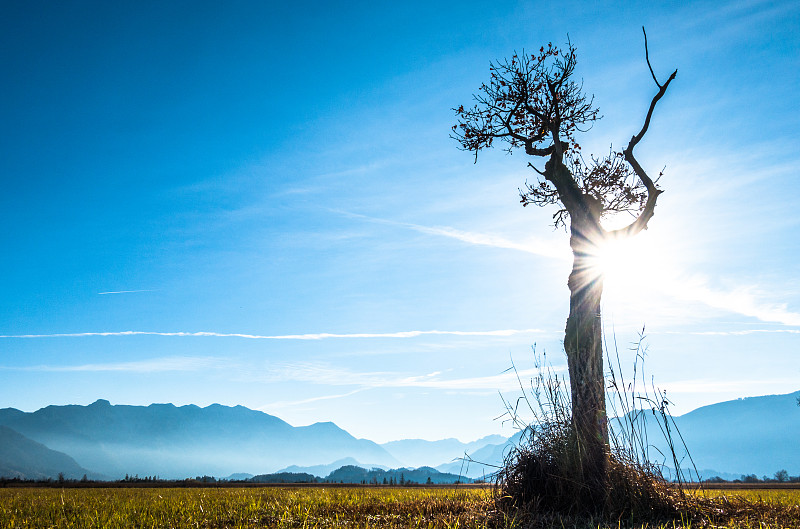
[565,214,608,490]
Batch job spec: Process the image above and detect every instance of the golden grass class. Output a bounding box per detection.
[0,485,797,528]
[686,487,800,529]
[0,486,494,528]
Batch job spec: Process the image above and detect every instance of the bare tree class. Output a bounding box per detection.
[452,29,676,486]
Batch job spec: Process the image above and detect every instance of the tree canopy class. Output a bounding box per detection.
[452,33,675,235]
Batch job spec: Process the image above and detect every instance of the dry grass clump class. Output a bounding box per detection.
[490,341,800,528]
[493,421,687,527]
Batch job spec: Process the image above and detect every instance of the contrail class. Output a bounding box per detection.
[97,289,156,295]
[0,329,546,340]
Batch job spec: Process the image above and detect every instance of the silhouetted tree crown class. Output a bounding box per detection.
[453,33,675,232]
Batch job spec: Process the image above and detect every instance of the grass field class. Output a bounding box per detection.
[0,485,798,528]
[0,486,495,528]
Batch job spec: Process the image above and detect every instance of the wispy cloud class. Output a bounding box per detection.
[606,277,800,331]
[395,368,556,390]
[0,356,220,373]
[259,388,367,410]
[335,210,570,260]
[655,328,800,336]
[408,224,567,260]
[661,377,800,396]
[249,361,561,391]
[0,328,545,340]
[667,280,800,327]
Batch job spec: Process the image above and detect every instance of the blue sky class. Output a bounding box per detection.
[1,0,799,444]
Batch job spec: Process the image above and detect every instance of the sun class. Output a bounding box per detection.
[588,233,671,302]
[595,237,639,281]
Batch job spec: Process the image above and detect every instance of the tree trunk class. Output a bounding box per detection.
[565,216,608,491]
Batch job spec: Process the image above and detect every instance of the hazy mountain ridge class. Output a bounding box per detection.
[638,390,800,477]
[381,434,506,468]
[434,430,526,479]
[440,391,800,480]
[0,399,398,479]
[0,425,99,480]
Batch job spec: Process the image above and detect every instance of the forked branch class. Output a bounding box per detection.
[610,29,677,238]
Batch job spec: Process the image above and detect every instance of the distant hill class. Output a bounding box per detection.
[250,464,470,484]
[637,390,800,478]
[276,457,388,478]
[250,471,319,483]
[325,464,470,484]
[381,434,506,468]
[225,472,254,481]
[435,430,525,479]
[0,400,398,479]
[0,425,97,480]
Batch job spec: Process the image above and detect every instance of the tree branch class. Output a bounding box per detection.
[525,143,555,157]
[642,27,661,88]
[527,162,546,176]
[610,34,676,238]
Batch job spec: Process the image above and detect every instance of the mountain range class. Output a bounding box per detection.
[0,399,398,479]
[1,390,798,481]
